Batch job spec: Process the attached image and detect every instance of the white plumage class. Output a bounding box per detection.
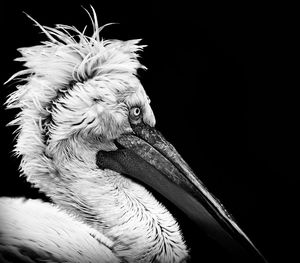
[1,7,267,263]
[1,8,188,263]
[0,197,118,263]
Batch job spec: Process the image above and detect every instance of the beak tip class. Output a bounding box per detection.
[99,122,268,262]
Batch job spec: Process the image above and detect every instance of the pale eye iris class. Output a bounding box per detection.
[132,107,141,116]
[129,106,142,122]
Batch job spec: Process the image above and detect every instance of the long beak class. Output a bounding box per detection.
[96,122,267,262]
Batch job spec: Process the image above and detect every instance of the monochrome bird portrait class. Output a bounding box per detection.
[0,7,268,263]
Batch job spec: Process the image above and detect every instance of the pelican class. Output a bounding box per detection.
[0,8,267,263]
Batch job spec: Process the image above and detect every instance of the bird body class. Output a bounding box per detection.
[1,9,188,263]
[0,197,118,263]
[0,7,266,263]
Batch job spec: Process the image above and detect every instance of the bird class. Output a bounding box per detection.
[0,7,267,263]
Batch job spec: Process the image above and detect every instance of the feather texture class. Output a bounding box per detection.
[0,197,119,263]
[3,8,189,262]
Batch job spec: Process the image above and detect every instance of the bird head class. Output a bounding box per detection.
[6,11,156,178]
[6,8,267,263]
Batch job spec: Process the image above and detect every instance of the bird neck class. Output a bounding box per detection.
[45,137,189,262]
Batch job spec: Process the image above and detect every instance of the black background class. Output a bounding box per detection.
[0,2,296,262]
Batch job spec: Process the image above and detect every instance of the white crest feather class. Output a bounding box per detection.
[6,9,145,190]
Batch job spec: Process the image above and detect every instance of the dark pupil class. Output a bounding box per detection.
[134,108,140,115]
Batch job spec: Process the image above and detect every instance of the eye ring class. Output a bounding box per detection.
[129,106,142,122]
[132,107,141,116]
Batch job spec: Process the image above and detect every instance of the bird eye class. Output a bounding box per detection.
[132,107,141,116]
[129,106,142,122]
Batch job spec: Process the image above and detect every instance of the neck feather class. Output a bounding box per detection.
[47,138,189,262]
[6,17,189,262]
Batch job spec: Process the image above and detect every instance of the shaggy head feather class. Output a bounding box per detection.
[6,8,188,263]
[6,9,155,189]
